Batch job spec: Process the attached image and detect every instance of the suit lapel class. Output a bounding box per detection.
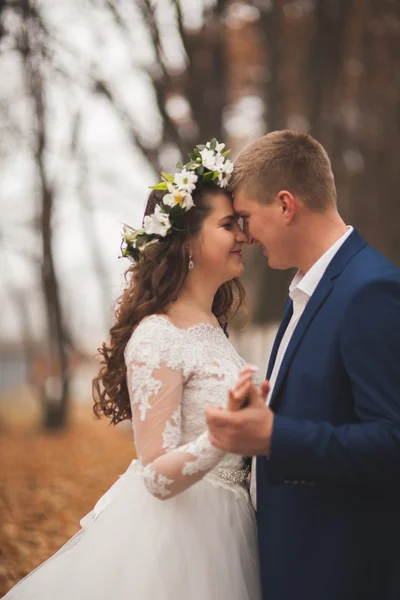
[268,229,367,410]
[269,277,332,409]
[266,297,293,379]
[256,230,368,489]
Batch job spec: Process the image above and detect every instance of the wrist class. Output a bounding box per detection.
[263,411,274,457]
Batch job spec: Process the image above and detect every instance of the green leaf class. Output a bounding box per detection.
[212,171,219,180]
[170,204,185,219]
[222,149,231,157]
[122,223,146,236]
[202,171,214,181]
[150,182,168,190]
[196,165,204,176]
[196,144,206,151]
[176,162,184,171]
[209,138,217,151]
[121,222,136,232]
[161,172,174,183]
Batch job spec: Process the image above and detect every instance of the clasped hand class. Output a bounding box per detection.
[205,365,274,456]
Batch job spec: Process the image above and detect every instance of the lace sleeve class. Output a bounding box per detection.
[125,318,225,500]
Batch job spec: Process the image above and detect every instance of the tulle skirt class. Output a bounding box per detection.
[3,460,261,600]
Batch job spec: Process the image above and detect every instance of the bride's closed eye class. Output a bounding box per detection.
[224,220,244,233]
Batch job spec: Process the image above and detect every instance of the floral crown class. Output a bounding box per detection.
[121,139,234,262]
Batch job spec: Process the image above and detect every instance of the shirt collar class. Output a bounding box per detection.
[289,226,354,300]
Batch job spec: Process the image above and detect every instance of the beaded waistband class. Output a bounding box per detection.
[213,466,250,486]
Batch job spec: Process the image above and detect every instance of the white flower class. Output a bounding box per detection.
[181,194,194,211]
[173,169,198,193]
[218,158,234,188]
[199,148,217,171]
[224,158,234,174]
[200,147,227,173]
[218,173,230,188]
[206,140,225,153]
[214,152,225,171]
[162,192,176,207]
[143,204,171,237]
[163,188,194,211]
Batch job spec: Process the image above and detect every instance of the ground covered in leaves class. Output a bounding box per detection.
[0,406,134,596]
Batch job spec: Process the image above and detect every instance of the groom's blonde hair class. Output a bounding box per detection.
[230,130,336,210]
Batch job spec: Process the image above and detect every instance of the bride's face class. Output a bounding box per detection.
[189,192,247,283]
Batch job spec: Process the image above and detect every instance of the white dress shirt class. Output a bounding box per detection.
[250,226,354,508]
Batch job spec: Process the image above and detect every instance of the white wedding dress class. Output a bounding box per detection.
[4,315,261,600]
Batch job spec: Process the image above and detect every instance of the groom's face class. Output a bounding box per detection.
[233,189,291,270]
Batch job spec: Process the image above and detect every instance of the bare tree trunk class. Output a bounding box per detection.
[18,0,70,430]
[0,241,39,397]
[338,0,400,259]
[250,0,400,324]
[0,2,7,43]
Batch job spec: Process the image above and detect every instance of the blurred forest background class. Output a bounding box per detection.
[1,0,400,593]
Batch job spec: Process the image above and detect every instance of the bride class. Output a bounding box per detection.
[3,140,261,600]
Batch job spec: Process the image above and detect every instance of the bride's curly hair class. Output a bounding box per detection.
[92,186,246,425]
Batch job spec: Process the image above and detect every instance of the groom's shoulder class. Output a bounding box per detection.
[338,241,400,298]
[347,239,399,280]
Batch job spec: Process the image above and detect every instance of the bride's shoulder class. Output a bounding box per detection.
[136,314,176,334]
[124,314,183,363]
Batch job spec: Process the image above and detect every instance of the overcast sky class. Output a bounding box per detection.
[0,1,186,351]
[0,1,266,353]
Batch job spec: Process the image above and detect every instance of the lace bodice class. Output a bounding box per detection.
[124,315,251,500]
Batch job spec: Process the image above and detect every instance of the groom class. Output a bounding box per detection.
[206,130,400,600]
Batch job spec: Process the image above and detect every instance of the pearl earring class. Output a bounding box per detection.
[188,254,194,270]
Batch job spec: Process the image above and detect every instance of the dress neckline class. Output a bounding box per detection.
[143,314,224,335]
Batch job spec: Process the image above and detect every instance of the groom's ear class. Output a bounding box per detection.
[276,190,296,224]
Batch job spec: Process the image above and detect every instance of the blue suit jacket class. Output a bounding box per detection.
[256,230,400,600]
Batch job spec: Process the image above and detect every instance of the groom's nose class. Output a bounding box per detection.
[237,229,249,244]
[237,230,250,244]
[243,223,252,243]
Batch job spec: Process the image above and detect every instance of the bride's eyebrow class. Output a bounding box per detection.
[219,214,236,222]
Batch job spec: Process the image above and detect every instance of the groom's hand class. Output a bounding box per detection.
[205,366,274,456]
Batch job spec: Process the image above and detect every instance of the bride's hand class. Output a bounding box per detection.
[227,365,269,411]
[206,366,273,456]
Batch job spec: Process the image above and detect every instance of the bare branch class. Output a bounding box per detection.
[93,77,162,171]
[136,0,170,81]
